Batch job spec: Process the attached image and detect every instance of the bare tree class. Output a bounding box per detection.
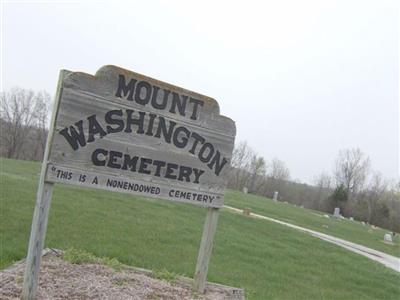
[32,91,51,160]
[313,172,331,210]
[0,87,51,159]
[248,155,267,193]
[229,141,255,189]
[334,148,370,199]
[363,172,388,223]
[314,172,331,190]
[261,158,290,199]
[269,158,290,181]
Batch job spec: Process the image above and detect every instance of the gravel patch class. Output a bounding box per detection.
[0,250,244,299]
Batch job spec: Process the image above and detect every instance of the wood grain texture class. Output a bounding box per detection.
[22,66,236,299]
[193,207,220,293]
[46,164,224,207]
[21,70,70,300]
[21,183,54,300]
[45,65,236,207]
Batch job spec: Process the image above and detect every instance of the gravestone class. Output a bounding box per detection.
[333,207,340,218]
[384,233,393,242]
[273,191,278,201]
[349,217,354,221]
[243,187,248,194]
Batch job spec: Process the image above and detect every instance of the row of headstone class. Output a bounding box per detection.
[242,188,279,201]
[331,209,395,243]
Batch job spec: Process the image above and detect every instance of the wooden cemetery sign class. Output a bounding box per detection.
[21,65,236,299]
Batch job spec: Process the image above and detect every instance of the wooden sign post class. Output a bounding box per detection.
[21,66,236,299]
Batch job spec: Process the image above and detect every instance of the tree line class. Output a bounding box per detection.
[1,87,399,232]
[0,87,51,161]
[228,142,400,233]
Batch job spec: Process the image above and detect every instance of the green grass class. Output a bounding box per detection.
[63,247,123,271]
[225,190,400,257]
[153,268,178,283]
[1,158,400,299]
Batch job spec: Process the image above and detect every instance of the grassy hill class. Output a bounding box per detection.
[1,158,399,299]
[225,190,400,257]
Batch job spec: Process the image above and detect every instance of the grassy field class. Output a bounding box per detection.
[225,190,400,257]
[1,158,399,299]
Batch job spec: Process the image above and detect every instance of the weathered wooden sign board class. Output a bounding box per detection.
[21,66,236,299]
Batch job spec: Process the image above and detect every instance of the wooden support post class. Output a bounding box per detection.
[194,207,220,293]
[21,181,54,299]
[21,70,66,300]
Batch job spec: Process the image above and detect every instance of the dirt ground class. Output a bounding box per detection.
[0,250,244,300]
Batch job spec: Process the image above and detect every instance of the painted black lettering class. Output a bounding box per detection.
[173,126,190,148]
[145,113,157,136]
[178,166,192,182]
[189,132,205,154]
[165,163,178,180]
[92,148,108,166]
[153,160,166,176]
[169,92,187,116]
[59,120,86,151]
[193,168,205,184]
[135,81,152,105]
[151,86,170,109]
[154,116,176,143]
[207,150,228,176]
[87,115,107,143]
[105,109,124,134]
[125,109,145,134]
[139,158,152,174]
[198,142,214,163]
[121,154,138,171]
[115,74,136,100]
[107,151,122,169]
[189,98,204,120]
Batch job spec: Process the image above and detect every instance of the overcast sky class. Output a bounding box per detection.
[1,0,399,183]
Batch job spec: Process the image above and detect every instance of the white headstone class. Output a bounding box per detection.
[243,187,248,194]
[333,207,340,218]
[273,191,279,201]
[384,233,393,242]
[349,217,354,221]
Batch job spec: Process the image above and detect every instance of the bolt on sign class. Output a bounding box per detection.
[21,66,236,299]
